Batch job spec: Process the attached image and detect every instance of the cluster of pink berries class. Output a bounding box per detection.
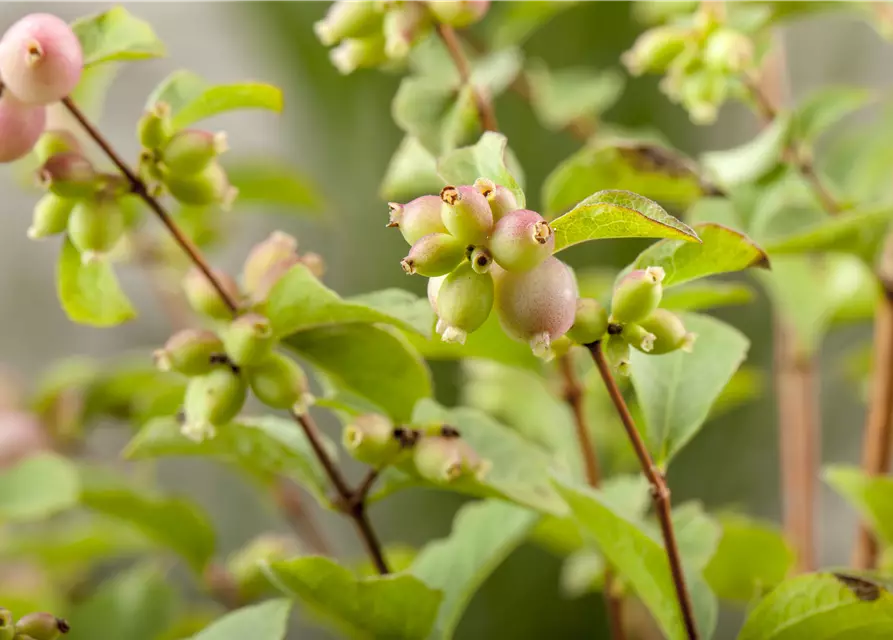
[155,232,323,441]
[315,0,489,74]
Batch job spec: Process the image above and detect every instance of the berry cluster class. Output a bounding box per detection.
[0,608,69,640]
[154,232,323,441]
[314,0,489,74]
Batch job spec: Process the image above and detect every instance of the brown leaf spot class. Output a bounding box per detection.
[833,572,883,602]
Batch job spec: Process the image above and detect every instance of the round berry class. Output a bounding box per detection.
[0,91,45,162]
[440,185,493,245]
[33,128,79,164]
[637,309,695,354]
[153,329,224,376]
[604,333,631,376]
[164,161,236,209]
[401,232,465,277]
[436,262,494,344]
[388,195,447,245]
[182,368,247,441]
[137,102,173,149]
[38,151,96,198]
[473,177,518,221]
[182,267,241,320]
[247,352,310,410]
[28,192,73,239]
[342,413,404,467]
[162,129,227,175]
[67,195,124,262]
[610,266,665,324]
[413,434,489,483]
[426,0,490,28]
[566,298,609,345]
[222,313,275,367]
[242,231,299,298]
[489,209,554,272]
[622,323,657,353]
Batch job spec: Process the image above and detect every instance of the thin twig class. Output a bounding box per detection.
[587,342,698,640]
[61,96,389,575]
[353,467,381,506]
[435,23,499,132]
[272,478,333,557]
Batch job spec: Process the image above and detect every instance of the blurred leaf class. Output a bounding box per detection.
[470,48,524,96]
[686,196,744,229]
[630,313,750,464]
[738,573,893,640]
[147,70,206,111]
[552,190,699,251]
[72,6,166,67]
[285,324,431,423]
[190,599,292,640]
[57,237,136,327]
[266,265,426,338]
[437,132,526,208]
[702,114,791,187]
[347,289,434,337]
[661,281,756,312]
[71,63,120,120]
[544,142,708,216]
[265,556,440,640]
[826,106,893,204]
[703,514,794,603]
[629,223,769,288]
[0,454,79,523]
[763,206,893,259]
[709,367,764,421]
[226,159,323,215]
[66,563,178,640]
[411,500,538,639]
[825,466,893,545]
[830,258,880,325]
[560,550,604,598]
[575,266,619,303]
[793,86,873,143]
[393,78,479,157]
[80,471,215,572]
[554,478,717,640]
[526,62,624,132]
[488,1,580,47]
[380,136,443,202]
[157,611,218,640]
[666,502,722,572]
[126,416,336,504]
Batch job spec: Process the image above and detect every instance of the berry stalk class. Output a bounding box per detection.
[434,22,498,132]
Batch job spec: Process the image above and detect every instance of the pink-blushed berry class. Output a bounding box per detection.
[436,262,494,344]
[401,232,465,276]
[28,192,73,239]
[0,411,47,469]
[440,184,493,245]
[488,209,554,272]
[182,367,247,441]
[0,90,45,162]
[413,433,490,483]
[566,298,609,345]
[610,266,665,324]
[67,195,124,263]
[33,128,79,164]
[247,352,311,411]
[137,102,173,149]
[388,194,448,245]
[426,0,490,28]
[474,177,518,221]
[153,329,224,376]
[0,13,83,105]
[638,308,696,354]
[242,231,299,297]
[162,129,228,175]
[493,256,577,357]
[38,151,96,197]
[314,0,382,46]
[222,313,275,367]
[182,267,241,320]
[342,413,405,467]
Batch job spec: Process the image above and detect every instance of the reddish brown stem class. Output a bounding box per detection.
[587,343,698,640]
[436,23,499,132]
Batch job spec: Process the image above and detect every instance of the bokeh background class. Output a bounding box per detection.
[0,2,888,638]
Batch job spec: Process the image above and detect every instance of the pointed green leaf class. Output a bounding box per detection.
[190,599,292,640]
[265,556,441,640]
[825,466,893,545]
[411,500,538,639]
[738,573,893,640]
[526,62,624,132]
[793,87,873,143]
[630,313,750,463]
[147,70,206,111]
[470,48,524,96]
[347,289,434,337]
[763,206,893,258]
[437,132,526,208]
[661,282,756,312]
[551,190,699,251]
[487,1,580,47]
[709,367,765,421]
[57,237,136,327]
[666,502,722,572]
[380,136,443,202]
[702,114,791,187]
[0,454,79,523]
[225,159,323,215]
[629,223,769,288]
[72,7,166,67]
[393,78,480,157]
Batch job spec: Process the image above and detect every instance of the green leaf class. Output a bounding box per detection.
[525,62,624,132]
[57,237,136,327]
[704,514,794,603]
[763,206,893,258]
[629,223,769,288]
[0,454,79,523]
[793,86,873,143]
[410,500,538,639]
[661,281,756,312]
[738,573,893,640]
[543,142,709,216]
[702,114,791,187]
[380,136,443,202]
[667,502,722,572]
[80,471,215,572]
[285,324,431,423]
[66,564,178,640]
[437,132,526,208]
[553,478,717,640]
[470,48,524,96]
[265,556,441,640]
[125,416,336,504]
[393,78,479,157]
[551,190,699,253]
[72,7,166,67]
[825,466,893,545]
[487,1,580,47]
[709,367,765,421]
[189,599,291,640]
[225,159,323,215]
[630,313,750,464]
[347,289,435,338]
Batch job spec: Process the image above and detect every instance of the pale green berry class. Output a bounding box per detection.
[610,267,665,324]
[182,368,247,441]
[28,192,73,239]
[38,151,97,198]
[314,0,382,46]
[401,233,465,277]
[222,313,275,367]
[0,608,13,640]
[343,413,405,467]
[162,129,227,175]
[137,102,173,149]
[638,308,696,354]
[604,333,631,376]
[427,274,446,314]
[33,129,80,164]
[182,267,242,320]
[566,298,608,345]
[247,353,310,411]
[440,185,493,245]
[329,34,387,74]
[388,195,447,245]
[489,209,554,272]
[226,534,300,603]
[436,262,494,344]
[153,329,224,376]
[242,231,299,297]
[426,0,490,28]
[703,28,753,73]
[13,613,69,640]
[383,2,429,60]
[622,25,689,75]
[164,161,237,209]
[623,323,657,353]
[67,195,124,263]
[474,177,518,221]
[469,246,493,275]
[413,432,489,483]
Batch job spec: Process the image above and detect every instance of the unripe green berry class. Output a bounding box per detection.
[314,0,382,46]
[182,267,242,320]
[329,34,387,75]
[34,129,80,164]
[0,608,13,640]
[222,313,275,367]
[137,102,173,149]
[638,309,696,354]
[388,195,447,245]
[343,413,404,466]
[610,267,665,324]
[604,333,631,376]
[182,367,247,441]
[162,129,228,175]
[383,2,429,60]
[427,274,445,314]
[13,613,69,640]
[242,231,300,297]
[469,246,493,274]
[247,353,310,411]
[489,209,554,272]
[226,534,300,603]
[474,177,518,221]
[153,329,224,376]
[436,262,494,344]
[28,192,73,239]
[440,185,493,245]
[566,298,609,345]
[622,323,657,353]
[413,433,489,483]
[703,28,753,73]
[622,25,689,76]
[38,152,97,198]
[250,255,302,305]
[493,256,577,357]
[426,0,490,28]
[164,161,237,209]
[401,233,465,276]
[67,195,124,263]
